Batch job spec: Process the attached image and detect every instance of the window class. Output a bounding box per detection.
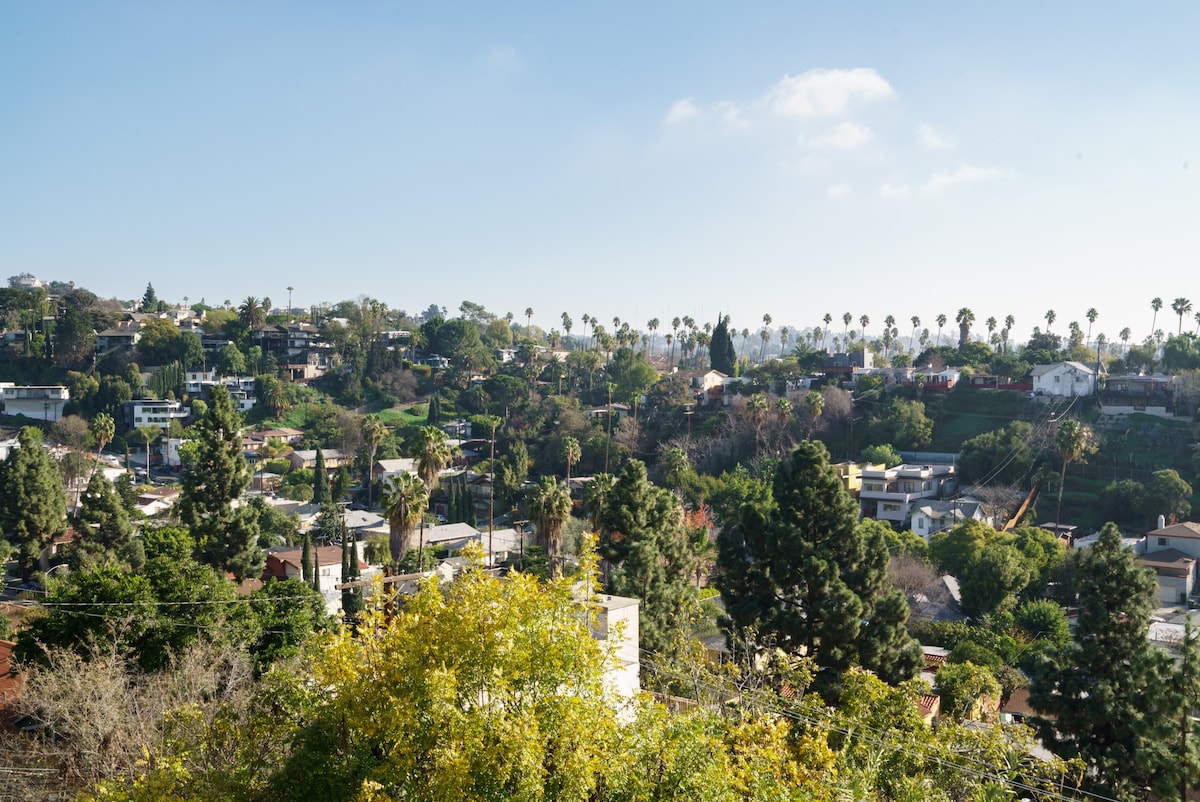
[1159,537,1168,546]
[1055,375,1061,382]
[882,503,901,512]
[917,519,925,530]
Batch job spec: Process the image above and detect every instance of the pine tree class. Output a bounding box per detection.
[142,282,158,313]
[179,385,264,581]
[426,393,442,425]
[717,440,920,693]
[0,427,67,580]
[709,314,737,375]
[74,472,138,568]
[1029,522,1177,799]
[597,460,698,657]
[313,448,331,504]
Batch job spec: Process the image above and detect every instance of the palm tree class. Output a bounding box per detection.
[582,473,614,531]
[88,412,115,483]
[660,446,690,490]
[1194,312,1200,335]
[1119,327,1131,353]
[238,297,265,329]
[1173,298,1193,334]
[1054,419,1094,528]
[286,286,294,319]
[805,390,824,440]
[746,393,769,455]
[671,317,682,370]
[842,312,852,345]
[955,308,975,350]
[985,316,997,345]
[524,307,534,334]
[561,313,573,347]
[858,315,869,345]
[758,327,772,364]
[527,476,572,575]
[909,316,921,353]
[1004,315,1015,353]
[1085,308,1098,348]
[1151,297,1163,341]
[362,415,388,508]
[1044,309,1056,332]
[647,318,660,356]
[560,436,581,485]
[382,473,427,568]
[413,426,456,491]
[935,314,947,346]
[822,313,833,350]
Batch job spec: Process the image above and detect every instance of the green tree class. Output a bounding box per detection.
[935,661,1001,722]
[178,385,263,581]
[597,461,698,658]
[526,476,572,575]
[341,527,363,620]
[74,472,138,567]
[957,421,1035,486]
[869,398,933,450]
[382,472,427,568]
[560,435,581,484]
[412,425,456,491]
[860,443,902,468]
[1054,419,1096,525]
[301,530,314,584]
[959,542,1030,618]
[1146,468,1193,520]
[312,448,331,504]
[141,282,158,312]
[0,426,67,580]
[1029,523,1178,799]
[709,314,737,374]
[717,441,921,691]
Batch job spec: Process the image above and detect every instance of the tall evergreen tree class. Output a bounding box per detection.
[0,427,67,580]
[301,530,313,585]
[340,522,363,620]
[1029,522,1177,799]
[179,385,263,581]
[141,282,158,312]
[717,440,920,693]
[709,314,737,375]
[596,460,698,657]
[75,472,138,568]
[313,448,331,504]
[426,393,442,425]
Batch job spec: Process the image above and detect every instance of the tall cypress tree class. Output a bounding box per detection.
[0,427,67,580]
[341,520,363,619]
[301,530,313,585]
[597,460,699,658]
[709,314,737,375]
[1029,522,1178,799]
[427,393,441,425]
[179,385,264,581]
[313,448,331,504]
[717,440,921,693]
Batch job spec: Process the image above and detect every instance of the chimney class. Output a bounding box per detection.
[1158,514,1166,530]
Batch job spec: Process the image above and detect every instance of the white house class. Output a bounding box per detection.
[859,463,957,525]
[125,399,189,429]
[910,497,988,541]
[591,593,641,703]
[1031,362,1096,397]
[1,385,69,421]
[1140,522,1200,605]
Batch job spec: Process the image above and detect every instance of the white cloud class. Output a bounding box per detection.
[879,183,911,198]
[808,122,875,150]
[918,123,955,150]
[767,68,894,117]
[664,98,698,125]
[827,183,852,199]
[715,100,751,130]
[921,164,1011,193]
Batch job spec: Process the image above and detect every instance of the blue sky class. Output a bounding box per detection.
[3,2,1199,345]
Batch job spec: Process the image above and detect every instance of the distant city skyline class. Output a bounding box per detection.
[4,3,1199,347]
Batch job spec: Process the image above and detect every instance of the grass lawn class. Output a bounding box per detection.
[928,390,1033,451]
[378,405,428,427]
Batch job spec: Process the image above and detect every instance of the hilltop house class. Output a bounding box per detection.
[1031,362,1096,397]
[1139,522,1200,605]
[1,385,69,422]
[859,463,957,526]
